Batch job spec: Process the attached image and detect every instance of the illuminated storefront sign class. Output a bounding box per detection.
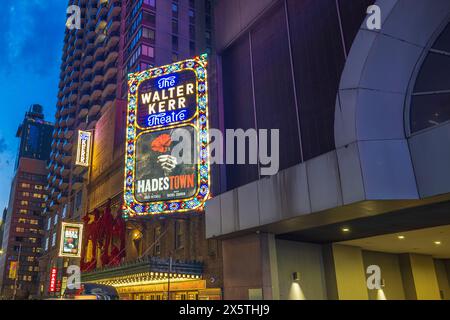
[75,130,92,167]
[8,261,18,280]
[49,267,57,293]
[123,54,210,217]
[58,222,84,258]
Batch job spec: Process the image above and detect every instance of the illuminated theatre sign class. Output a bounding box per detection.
[75,130,92,167]
[123,54,210,217]
[58,222,84,258]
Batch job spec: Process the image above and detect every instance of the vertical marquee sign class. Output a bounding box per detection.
[49,267,57,293]
[75,130,92,167]
[123,54,210,217]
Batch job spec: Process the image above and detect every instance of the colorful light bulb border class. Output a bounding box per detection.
[123,54,210,218]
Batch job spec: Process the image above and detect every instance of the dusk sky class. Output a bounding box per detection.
[0,1,67,211]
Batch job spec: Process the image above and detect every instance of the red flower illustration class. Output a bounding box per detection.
[151,134,172,153]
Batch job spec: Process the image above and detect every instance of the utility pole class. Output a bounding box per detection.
[12,243,22,300]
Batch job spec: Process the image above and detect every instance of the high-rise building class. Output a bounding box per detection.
[41,0,221,299]
[15,105,54,168]
[0,107,52,299]
[0,208,7,251]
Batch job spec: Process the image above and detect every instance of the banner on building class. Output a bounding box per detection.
[58,222,84,258]
[75,130,92,167]
[49,267,57,293]
[8,261,18,279]
[123,54,210,217]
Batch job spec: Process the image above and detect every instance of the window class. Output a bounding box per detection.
[154,227,161,256]
[44,237,49,251]
[21,183,30,189]
[189,9,195,24]
[32,193,42,199]
[174,221,184,249]
[172,19,178,34]
[54,214,58,225]
[144,0,155,7]
[20,200,28,206]
[142,44,154,58]
[287,0,344,161]
[189,25,195,40]
[143,27,155,41]
[19,209,27,214]
[128,46,142,69]
[51,232,57,247]
[172,3,178,18]
[222,36,259,190]
[34,185,43,190]
[16,227,25,233]
[143,11,155,25]
[62,205,67,219]
[172,35,178,51]
[410,22,450,133]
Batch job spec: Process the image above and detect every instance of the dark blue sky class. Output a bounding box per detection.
[0,1,67,210]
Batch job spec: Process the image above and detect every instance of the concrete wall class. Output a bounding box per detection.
[222,234,264,300]
[206,151,342,238]
[434,259,450,300]
[362,250,406,300]
[400,253,441,300]
[329,244,369,300]
[275,240,327,300]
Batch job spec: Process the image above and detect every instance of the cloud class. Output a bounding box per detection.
[0,0,67,76]
[0,137,7,154]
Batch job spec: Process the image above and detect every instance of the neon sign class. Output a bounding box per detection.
[75,130,92,167]
[123,54,210,217]
[58,222,84,258]
[49,267,57,293]
[147,110,188,127]
[157,75,178,89]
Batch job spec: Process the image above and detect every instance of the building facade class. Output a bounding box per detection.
[0,107,52,299]
[41,0,222,299]
[0,208,6,251]
[206,0,450,300]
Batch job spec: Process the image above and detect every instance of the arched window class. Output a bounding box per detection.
[410,22,450,134]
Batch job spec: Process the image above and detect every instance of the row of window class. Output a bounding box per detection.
[16,218,39,225]
[21,192,44,199]
[19,200,46,208]
[127,27,156,55]
[20,183,44,190]
[44,233,57,251]
[128,44,155,69]
[15,227,41,234]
